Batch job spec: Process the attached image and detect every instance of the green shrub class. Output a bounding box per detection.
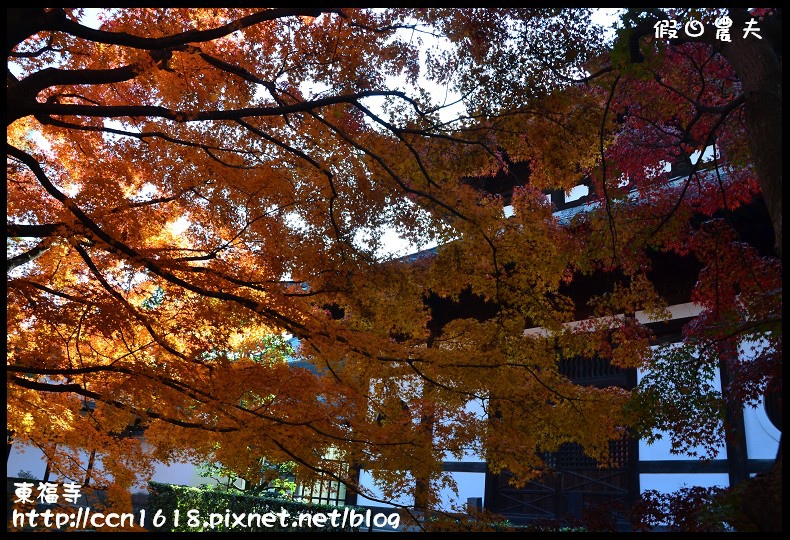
[147,481,360,532]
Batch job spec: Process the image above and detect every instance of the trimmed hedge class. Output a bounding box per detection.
[147,481,360,532]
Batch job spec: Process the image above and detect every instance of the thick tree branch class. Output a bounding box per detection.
[10,90,410,125]
[8,8,331,55]
[9,375,239,432]
[7,239,53,272]
[8,143,309,335]
[598,73,622,265]
[7,223,63,238]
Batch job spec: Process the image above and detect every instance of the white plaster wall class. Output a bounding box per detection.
[742,400,781,460]
[356,469,485,513]
[738,337,781,460]
[637,335,781,493]
[639,473,729,494]
[144,459,206,491]
[7,444,97,483]
[439,397,486,463]
[7,443,48,479]
[636,365,727,461]
[8,441,206,492]
[637,344,728,495]
[355,469,413,508]
[435,471,486,512]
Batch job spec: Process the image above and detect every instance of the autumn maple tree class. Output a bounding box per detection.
[7,8,781,530]
[591,9,782,531]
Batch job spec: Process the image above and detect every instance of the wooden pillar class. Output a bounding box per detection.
[84,449,97,487]
[413,381,436,511]
[717,339,749,487]
[6,431,13,463]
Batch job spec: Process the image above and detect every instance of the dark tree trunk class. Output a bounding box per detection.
[720,9,782,531]
[721,12,783,259]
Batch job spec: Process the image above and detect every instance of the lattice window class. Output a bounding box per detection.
[558,356,630,385]
[541,436,630,471]
[294,460,349,507]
